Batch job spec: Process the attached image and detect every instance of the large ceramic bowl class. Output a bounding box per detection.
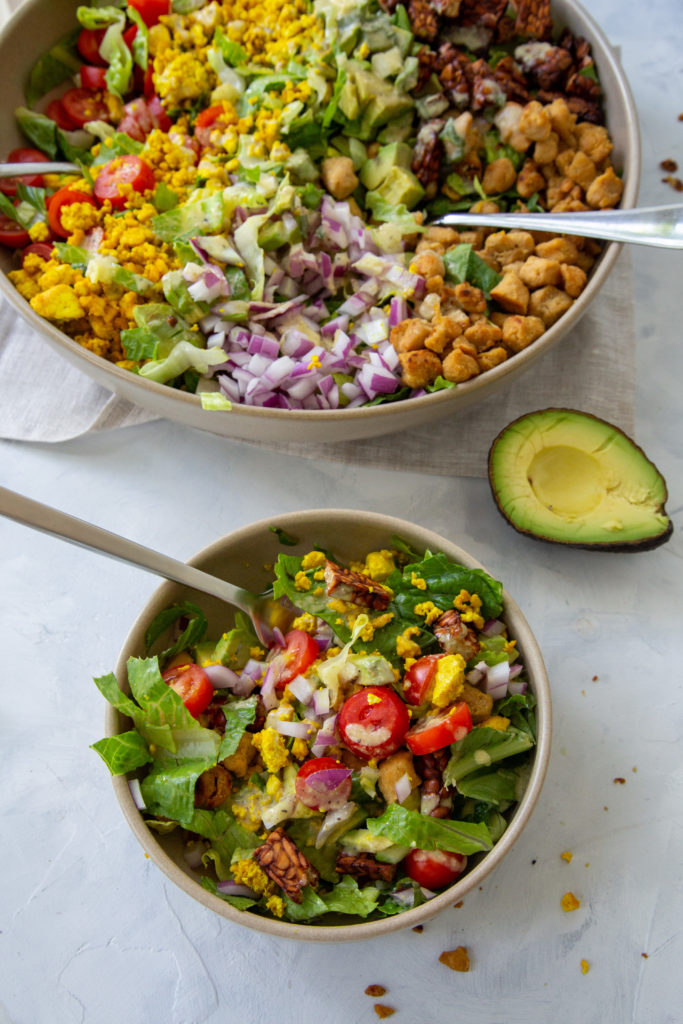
[105,509,552,940]
[0,0,639,444]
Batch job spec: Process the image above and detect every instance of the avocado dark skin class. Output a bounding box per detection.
[487,409,673,552]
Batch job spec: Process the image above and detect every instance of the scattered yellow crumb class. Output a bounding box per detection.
[561,850,573,863]
[374,1006,395,1020]
[439,947,470,972]
[365,985,386,997]
[580,959,590,974]
[562,892,581,912]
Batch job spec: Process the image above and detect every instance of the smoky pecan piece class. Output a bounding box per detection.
[336,853,397,883]
[324,560,392,610]
[514,0,552,39]
[491,55,531,104]
[433,608,481,660]
[408,0,439,41]
[458,0,508,29]
[523,46,574,91]
[253,827,319,903]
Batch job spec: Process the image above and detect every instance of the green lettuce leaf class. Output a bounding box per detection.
[91,730,153,774]
[455,766,521,806]
[152,193,225,242]
[144,600,208,661]
[217,697,259,760]
[367,804,493,855]
[15,108,58,159]
[385,551,504,624]
[140,759,211,826]
[25,29,81,107]
[443,243,502,298]
[321,874,380,916]
[444,725,535,786]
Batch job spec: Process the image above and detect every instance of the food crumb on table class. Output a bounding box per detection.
[562,892,581,912]
[373,1005,396,1019]
[613,777,626,784]
[365,986,387,998]
[412,925,424,933]
[439,947,471,972]
[561,850,573,863]
[660,159,678,172]
[580,960,590,974]
[662,175,683,191]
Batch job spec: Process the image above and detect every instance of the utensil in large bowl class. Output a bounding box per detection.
[0,0,640,444]
[105,508,552,941]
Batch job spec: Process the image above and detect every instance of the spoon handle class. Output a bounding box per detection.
[0,485,250,612]
[0,161,81,177]
[431,203,683,249]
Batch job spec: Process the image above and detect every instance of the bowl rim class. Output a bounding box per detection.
[0,0,640,439]
[106,508,553,941]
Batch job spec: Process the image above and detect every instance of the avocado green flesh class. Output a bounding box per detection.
[489,410,671,548]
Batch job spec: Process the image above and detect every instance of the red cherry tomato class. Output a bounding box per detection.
[146,95,172,131]
[0,148,50,197]
[123,24,139,50]
[162,663,214,718]
[22,242,55,262]
[405,849,467,890]
[127,0,171,27]
[93,154,156,209]
[80,65,108,92]
[61,88,111,129]
[405,701,473,757]
[47,187,98,239]
[275,629,319,691]
[295,757,352,811]
[195,104,227,129]
[46,98,81,131]
[338,686,410,761]
[0,210,30,248]
[403,654,445,706]
[77,27,107,66]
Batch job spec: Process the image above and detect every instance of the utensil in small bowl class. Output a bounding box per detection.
[101,508,551,941]
[0,485,290,643]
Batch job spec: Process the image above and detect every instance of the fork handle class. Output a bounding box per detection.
[0,485,248,611]
[432,203,683,249]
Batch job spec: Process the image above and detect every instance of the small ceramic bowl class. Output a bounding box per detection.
[0,0,639,444]
[106,509,552,940]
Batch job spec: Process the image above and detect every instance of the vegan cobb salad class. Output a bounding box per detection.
[93,542,538,925]
[3,0,622,411]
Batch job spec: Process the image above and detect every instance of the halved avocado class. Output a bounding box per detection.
[488,409,673,551]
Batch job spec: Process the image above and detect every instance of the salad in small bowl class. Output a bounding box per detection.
[95,509,551,939]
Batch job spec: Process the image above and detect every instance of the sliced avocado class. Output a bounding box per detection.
[488,409,673,551]
[257,217,301,251]
[359,141,413,190]
[367,165,425,210]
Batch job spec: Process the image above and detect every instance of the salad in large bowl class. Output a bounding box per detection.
[0,0,638,442]
[94,510,551,938]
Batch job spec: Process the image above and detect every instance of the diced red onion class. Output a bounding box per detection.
[272,718,314,739]
[202,663,241,689]
[482,618,506,637]
[484,660,511,699]
[183,840,205,869]
[394,771,412,804]
[128,778,146,810]
[312,688,330,716]
[466,668,484,685]
[287,673,317,705]
[508,679,527,695]
[216,880,257,898]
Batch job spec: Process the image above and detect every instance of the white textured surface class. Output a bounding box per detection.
[1,1,682,1022]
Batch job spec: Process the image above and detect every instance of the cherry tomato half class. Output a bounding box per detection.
[276,629,319,691]
[405,701,472,757]
[46,98,80,131]
[338,686,410,761]
[0,210,29,248]
[22,242,55,262]
[295,757,352,811]
[0,148,50,197]
[162,663,214,718]
[93,154,156,209]
[77,27,107,66]
[195,104,228,129]
[127,0,171,27]
[47,187,98,239]
[61,88,111,129]
[402,654,445,706]
[80,65,108,92]
[405,849,467,890]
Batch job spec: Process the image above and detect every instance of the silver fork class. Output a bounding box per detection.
[0,485,291,645]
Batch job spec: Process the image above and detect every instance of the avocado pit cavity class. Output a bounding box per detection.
[528,445,606,517]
